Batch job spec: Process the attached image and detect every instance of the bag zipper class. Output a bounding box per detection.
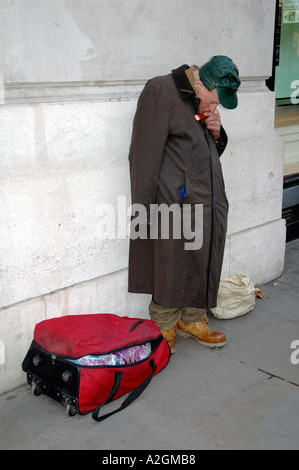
[33,335,163,369]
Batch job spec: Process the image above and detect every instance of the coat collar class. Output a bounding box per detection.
[172,64,200,112]
[172,64,195,99]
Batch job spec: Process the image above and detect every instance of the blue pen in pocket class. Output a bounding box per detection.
[180,186,186,201]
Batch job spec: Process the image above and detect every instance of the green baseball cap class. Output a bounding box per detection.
[199,56,241,109]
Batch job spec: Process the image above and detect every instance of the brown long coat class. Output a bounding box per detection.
[128,65,229,310]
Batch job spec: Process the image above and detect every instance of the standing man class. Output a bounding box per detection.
[128,56,240,353]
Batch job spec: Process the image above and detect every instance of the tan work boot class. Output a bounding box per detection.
[177,315,226,348]
[161,325,177,354]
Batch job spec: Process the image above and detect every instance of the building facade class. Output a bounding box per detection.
[0,0,286,394]
[267,0,299,240]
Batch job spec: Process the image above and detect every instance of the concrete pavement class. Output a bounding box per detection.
[1,239,299,451]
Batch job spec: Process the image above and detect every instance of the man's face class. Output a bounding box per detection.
[197,86,220,114]
[193,71,220,113]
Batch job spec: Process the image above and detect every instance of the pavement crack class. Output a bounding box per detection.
[257,368,299,387]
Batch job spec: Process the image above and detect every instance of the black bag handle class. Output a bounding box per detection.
[92,359,156,422]
[129,320,144,332]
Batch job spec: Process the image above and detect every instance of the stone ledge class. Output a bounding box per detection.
[1,77,269,106]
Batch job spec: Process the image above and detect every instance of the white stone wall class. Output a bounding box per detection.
[276,125,299,168]
[0,0,285,394]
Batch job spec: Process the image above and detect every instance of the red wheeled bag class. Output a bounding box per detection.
[22,314,171,421]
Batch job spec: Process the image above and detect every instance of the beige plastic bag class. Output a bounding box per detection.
[211,274,256,320]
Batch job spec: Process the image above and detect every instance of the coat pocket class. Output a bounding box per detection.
[156,176,186,205]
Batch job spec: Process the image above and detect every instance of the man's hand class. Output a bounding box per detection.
[204,112,221,141]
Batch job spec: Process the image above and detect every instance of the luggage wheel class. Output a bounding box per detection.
[65,401,77,417]
[31,379,42,396]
